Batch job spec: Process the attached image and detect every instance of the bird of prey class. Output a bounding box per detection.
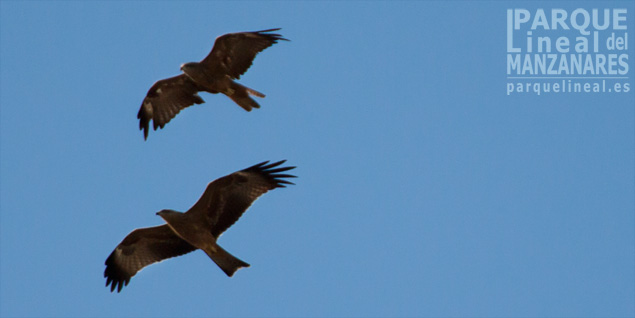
[137,28,289,140]
[104,160,296,292]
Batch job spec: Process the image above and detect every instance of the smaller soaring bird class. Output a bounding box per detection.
[104,160,296,293]
[137,28,288,140]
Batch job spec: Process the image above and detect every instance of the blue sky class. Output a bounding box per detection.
[1,1,633,317]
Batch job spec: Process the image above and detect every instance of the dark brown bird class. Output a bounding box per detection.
[104,160,296,292]
[137,28,288,139]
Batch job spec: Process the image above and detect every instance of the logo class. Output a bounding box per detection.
[506,8,631,95]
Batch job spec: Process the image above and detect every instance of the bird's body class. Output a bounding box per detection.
[157,209,213,251]
[104,160,296,292]
[137,29,288,139]
[157,209,249,277]
[180,62,222,93]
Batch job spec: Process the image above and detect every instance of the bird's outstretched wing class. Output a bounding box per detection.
[137,74,205,140]
[200,28,289,80]
[188,160,296,237]
[104,225,196,292]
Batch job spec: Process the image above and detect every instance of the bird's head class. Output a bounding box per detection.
[156,209,179,217]
[180,62,197,72]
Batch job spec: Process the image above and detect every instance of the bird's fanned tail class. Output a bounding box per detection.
[227,81,264,111]
[204,243,250,277]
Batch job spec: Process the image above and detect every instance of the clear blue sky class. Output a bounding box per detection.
[1,1,634,317]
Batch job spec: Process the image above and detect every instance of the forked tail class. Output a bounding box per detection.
[244,85,264,98]
[205,243,250,277]
[227,81,264,112]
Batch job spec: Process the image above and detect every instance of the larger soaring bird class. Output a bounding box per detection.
[104,160,296,292]
[137,28,288,139]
